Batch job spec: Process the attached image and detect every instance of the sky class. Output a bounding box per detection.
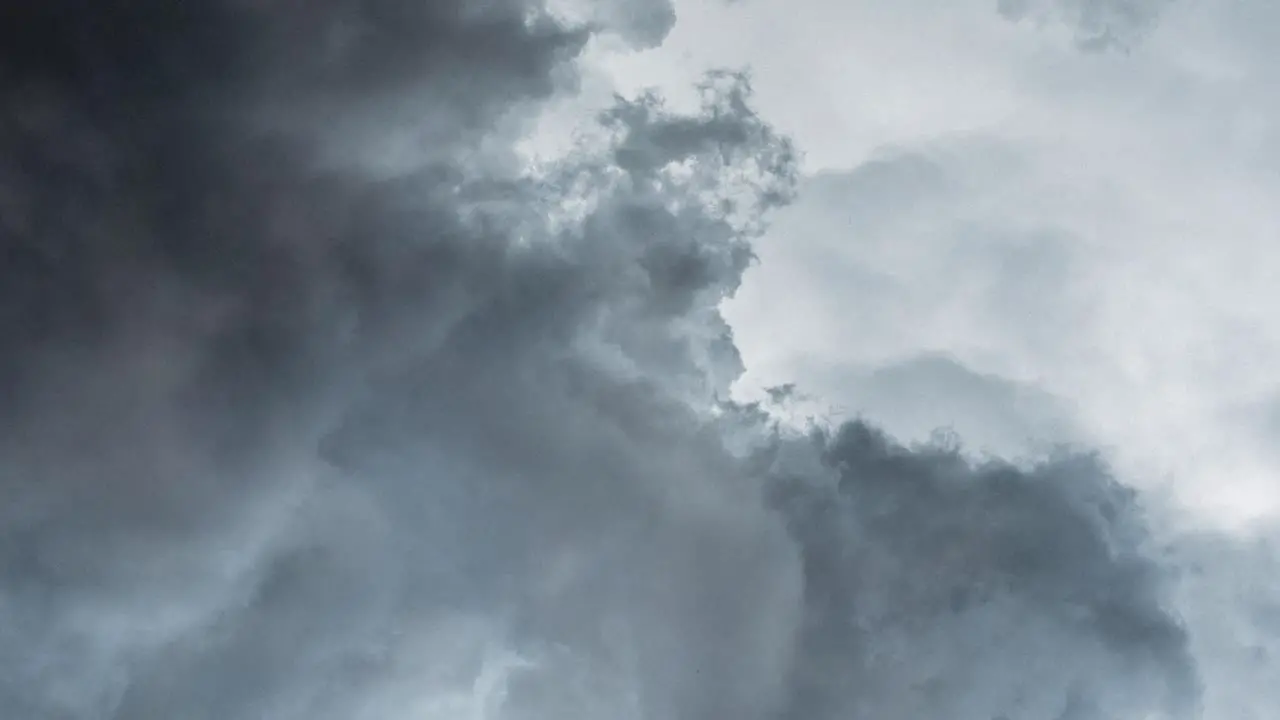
[589,0,1280,524]
[1,1,1278,719]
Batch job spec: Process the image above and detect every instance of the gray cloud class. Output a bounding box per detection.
[790,352,1081,458]
[756,419,1198,719]
[996,0,1174,51]
[0,1,1220,719]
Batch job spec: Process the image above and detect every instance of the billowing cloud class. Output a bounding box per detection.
[763,421,1198,719]
[0,1,1242,719]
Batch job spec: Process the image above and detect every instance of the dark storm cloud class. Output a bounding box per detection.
[747,418,1199,719]
[0,3,802,717]
[0,1,1205,719]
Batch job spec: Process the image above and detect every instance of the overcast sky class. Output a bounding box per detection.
[3,1,1278,719]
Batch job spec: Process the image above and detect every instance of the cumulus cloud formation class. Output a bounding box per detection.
[761,420,1198,719]
[0,1,1241,719]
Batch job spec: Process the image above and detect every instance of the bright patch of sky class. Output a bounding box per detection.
[539,0,1280,527]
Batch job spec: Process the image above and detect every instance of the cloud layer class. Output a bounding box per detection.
[996,0,1174,51]
[0,1,1262,719]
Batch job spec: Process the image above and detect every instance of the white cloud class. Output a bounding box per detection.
[590,0,1280,522]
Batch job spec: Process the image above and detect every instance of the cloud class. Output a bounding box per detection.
[784,352,1082,458]
[996,0,1175,51]
[762,420,1198,719]
[726,130,1280,521]
[0,1,1246,719]
[0,3,803,717]
[1169,524,1280,720]
[726,146,1089,397]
